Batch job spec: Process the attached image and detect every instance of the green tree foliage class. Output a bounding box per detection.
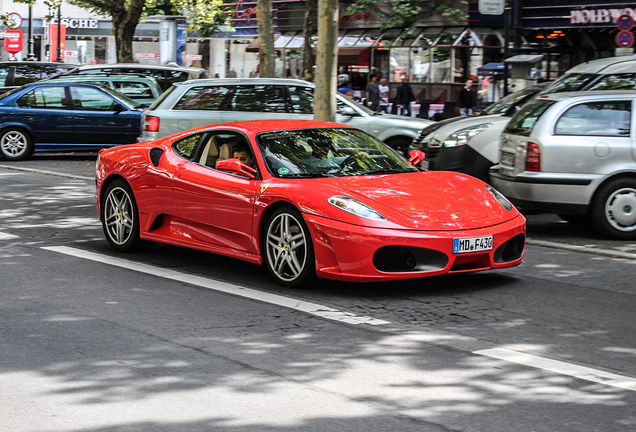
[347,0,467,36]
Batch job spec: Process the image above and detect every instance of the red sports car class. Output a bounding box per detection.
[96,120,525,287]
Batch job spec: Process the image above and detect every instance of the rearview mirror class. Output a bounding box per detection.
[340,106,359,117]
[216,158,257,179]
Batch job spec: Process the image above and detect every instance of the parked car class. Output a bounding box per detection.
[0,61,76,94]
[141,78,435,155]
[60,63,208,92]
[44,74,163,107]
[490,91,636,239]
[0,82,144,160]
[96,119,526,287]
[410,83,549,182]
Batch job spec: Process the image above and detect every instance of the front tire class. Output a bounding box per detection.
[264,206,316,287]
[101,179,142,251]
[0,128,33,161]
[590,178,636,240]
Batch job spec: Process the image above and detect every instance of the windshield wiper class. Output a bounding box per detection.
[280,173,331,178]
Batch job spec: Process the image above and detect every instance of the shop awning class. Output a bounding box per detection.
[478,62,510,76]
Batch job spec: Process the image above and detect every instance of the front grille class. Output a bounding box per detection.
[494,234,525,263]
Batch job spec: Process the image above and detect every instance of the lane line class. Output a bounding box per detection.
[475,348,636,392]
[0,232,18,239]
[527,239,636,261]
[0,164,93,181]
[41,245,391,326]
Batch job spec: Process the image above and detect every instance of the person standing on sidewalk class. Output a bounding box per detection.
[378,78,390,114]
[396,75,416,117]
[365,76,381,112]
[457,78,475,116]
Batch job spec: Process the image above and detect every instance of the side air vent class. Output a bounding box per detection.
[149,148,164,167]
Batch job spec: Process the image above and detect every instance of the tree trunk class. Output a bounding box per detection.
[314,0,338,122]
[257,0,275,78]
[110,0,145,63]
[303,0,315,81]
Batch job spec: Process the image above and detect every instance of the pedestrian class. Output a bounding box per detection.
[365,76,380,112]
[378,78,389,114]
[395,75,416,116]
[457,78,474,116]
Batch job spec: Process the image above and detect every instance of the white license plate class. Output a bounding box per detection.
[501,151,515,168]
[420,160,429,170]
[453,235,493,254]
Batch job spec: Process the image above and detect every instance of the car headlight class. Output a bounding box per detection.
[485,185,513,211]
[328,196,386,221]
[443,124,493,147]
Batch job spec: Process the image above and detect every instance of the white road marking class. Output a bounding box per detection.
[41,246,391,326]
[0,164,93,181]
[527,239,636,260]
[0,232,18,239]
[475,348,636,391]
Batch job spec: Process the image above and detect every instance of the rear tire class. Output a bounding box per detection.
[590,178,636,239]
[0,128,33,161]
[101,179,143,251]
[264,206,316,288]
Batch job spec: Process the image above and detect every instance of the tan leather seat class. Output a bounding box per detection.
[218,142,235,162]
[198,136,219,167]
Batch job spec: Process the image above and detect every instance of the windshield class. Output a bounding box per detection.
[504,99,555,137]
[483,85,541,115]
[539,73,596,95]
[257,128,417,178]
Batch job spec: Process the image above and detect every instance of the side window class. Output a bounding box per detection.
[173,86,231,110]
[587,74,636,91]
[69,86,117,111]
[114,82,153,99]
[0,67,8,86]
[78,68,112,75]
[13,65,43,86]
[173,133,205,160]
[17,87,66,109]
[288,86,314,114]
[227,85,287,113]
[555,101,631,137]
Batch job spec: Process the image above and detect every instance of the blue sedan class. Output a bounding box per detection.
[0,82,144,160]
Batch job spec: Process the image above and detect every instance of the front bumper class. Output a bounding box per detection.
[304,213,526,282]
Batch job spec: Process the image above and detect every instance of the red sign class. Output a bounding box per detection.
[617,13,634,31]
[48,24,67,62]
[3,30,23,55]
[616,30,635,48]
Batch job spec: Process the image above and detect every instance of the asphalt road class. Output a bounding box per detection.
[1,154,635,432]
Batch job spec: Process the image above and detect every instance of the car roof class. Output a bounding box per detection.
[186,119,356,135]
[177,78,313,86]
[73,63,204,73]
[0,61,76,67]
[50,74,159,82]
[565,56,636,74]
[537,89,636,101]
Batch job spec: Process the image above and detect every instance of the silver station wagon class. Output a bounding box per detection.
[141,78,434,155]
[490,91,636,239]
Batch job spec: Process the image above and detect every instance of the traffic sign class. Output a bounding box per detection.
[3,30,23,54]
[616,30,635,48]
[617,14,634,31]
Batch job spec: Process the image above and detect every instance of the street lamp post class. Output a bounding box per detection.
[26,5,35,60]
[56,4,62,62]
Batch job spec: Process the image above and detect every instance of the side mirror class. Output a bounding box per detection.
[340,106,359,117]
[216,158,257,179]
[112,102,126,112]
[408,149,425,167]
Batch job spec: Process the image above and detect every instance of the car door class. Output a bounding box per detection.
[68,85,140,146]
[15,86,73,144]
[170,131,258,253]
[220,84,289,122]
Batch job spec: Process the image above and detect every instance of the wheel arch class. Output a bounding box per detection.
[257,200,301,256]
[98,174,128,218]
[589,171,636,211]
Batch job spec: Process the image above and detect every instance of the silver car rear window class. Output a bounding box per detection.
[504,99,555,137]
[173,86,232,110]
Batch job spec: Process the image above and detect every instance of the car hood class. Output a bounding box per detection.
[374,113,435,126]
[427,113,510,139]
[284,171,518,231]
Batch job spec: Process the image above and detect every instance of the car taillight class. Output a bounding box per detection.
[144,115,160,132]
[525,142,540,172]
